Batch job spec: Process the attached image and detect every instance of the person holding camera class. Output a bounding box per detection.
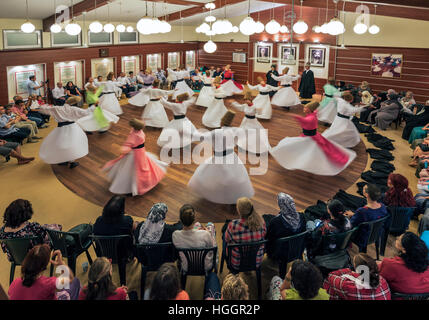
[27,75,45,97]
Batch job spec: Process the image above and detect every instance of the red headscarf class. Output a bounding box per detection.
[384,173,416,207]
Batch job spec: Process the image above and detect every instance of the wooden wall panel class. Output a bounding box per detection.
[0,42,199,104]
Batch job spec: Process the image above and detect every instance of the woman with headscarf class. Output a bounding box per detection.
[359,91,388,123]
[264,193,306,260]
[135,203,182,244]
[369,92,402,130]
[402,100,429,141]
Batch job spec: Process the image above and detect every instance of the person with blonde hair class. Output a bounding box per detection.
[270,67,301,110]
[103,118,168,196]
[223,197,266,270]
[188,111,254,204]
[246,76,279,119]
[221,273,249,300]
[270,101,356,175]
[317,77,341,124]
[202,77,228,128]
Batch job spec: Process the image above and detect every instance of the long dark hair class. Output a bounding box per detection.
[327,200,347,231]
[102,196,125,224]
[290,260,323,300]
[384,173,415,207]
[3,199,34,228]
[354,253,380,288]
[399,232,429,273]
[21,244,51,287]
[150,263,181,300]
[84,257,117,300]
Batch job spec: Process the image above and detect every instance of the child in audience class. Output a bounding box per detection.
[147,263,189,300]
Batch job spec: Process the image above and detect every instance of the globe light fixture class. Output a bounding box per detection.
[162,21,171,33]
[212,20,224,34]
[137,16,153,34]
[320,23,329,34]
[368,24,380,34]
[103,23,115,33]
[65,22,81,36]
[232,26,239,33]
[313,25,321,33]
[126,26,134,32]
[239,16,256,35]
[327,18,345,35]
[265,19,280,34]
[50,23,62,33]
[116,24,126,32]
[199,22,210,34]
[222,19,233,34]
[204,40,217,53]
[353,22,367,34]
[279,25,289,33]
[205,15,216,23]
[292,20,308,34]
[89,21,103,33]
[254,21,265,33]
[205,3,216,10]
[21,21,35,33]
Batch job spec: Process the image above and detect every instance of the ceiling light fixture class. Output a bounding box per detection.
[21,0,35,33]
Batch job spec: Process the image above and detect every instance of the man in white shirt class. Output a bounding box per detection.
[94,76,103,87]
[116,72,133,97]
[52,82,67,106]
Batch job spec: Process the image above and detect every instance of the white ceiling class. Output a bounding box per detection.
[0,0,86,19]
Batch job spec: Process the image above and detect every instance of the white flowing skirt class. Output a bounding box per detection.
[255,94,272,120]
[173,80,194,99]
[188,152,255,204]
[157,117,198,149]
[270,135,356,176]
[128,90,150,107]
[317,100,337,124]
[77,109,119,132]
[202,98,228,128]
[237,117,271,154]
[196,86,214,107]
[142,100,169,128]
[220,80,243,96]
[271,87,301,107]
[99,93,123,115]
[322,116,361,148]
[106,152,167,196]
[39,123,89,164]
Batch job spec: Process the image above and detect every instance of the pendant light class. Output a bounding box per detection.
[292,0,308,34]
[103,2,115,33]
[89,0,103,33]
[368,4,380,34]
[254,12,265,34]
[50,0,62,33]
[21,0,35,33]
[137,1,153,35]
[65,0,81,36]
[353,5,368,34]
[160,1,171,33]
[265,0,281,34]
[320,0,329,33]
[116,1,126,32]
[279,6,289,34]
[327,0,345,35]
[239,0,257,35]
[312,7,321,33]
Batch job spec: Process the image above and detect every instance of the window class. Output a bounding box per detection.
[3,30,42,49]
[88,31,113,46]
[119,31,138,44]
[51,31,81,47]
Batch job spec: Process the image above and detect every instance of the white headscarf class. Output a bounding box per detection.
[278,192,301,231]
[138,203,168,244]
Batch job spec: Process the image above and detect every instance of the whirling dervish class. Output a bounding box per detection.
[98,72,123,116]
[141,79,174,128]
[220,64,243,96]
[316,77,341,124]
[246,77,279,120]
[202,78,228,128]
[129,69,155,107]
[270,67,301,109]
[167,66,194,99]
[195,70,215,108]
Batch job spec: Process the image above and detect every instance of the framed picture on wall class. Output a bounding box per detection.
[232,52,246,63]
[256,45,271,63]
[309,47,326,67]
[371,53,403,78]
[281,46,296,65]
[168,52,180,69]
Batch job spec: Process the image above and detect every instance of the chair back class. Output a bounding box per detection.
[358,215,389,246]
[226,240,267,272]
[90,235,131,264]
[176,247,217,276]
[135,242,176,271]
[321,227,358,251]
[392,292,429,300]
[1,236,40,265]
[387,206,415,235]
[274,231,308,264]
[44,228,71,257]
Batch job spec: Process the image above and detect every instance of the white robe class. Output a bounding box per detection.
[38,104,89,164]
[141,88,174,128]
[196,75,215,108]
[77,105,119,132]
[270,74,301,107]
[188,127,255,204]
[247,84,279,120]
[202,87,228,128]
[98,81,123,115]
[128,87,151,107]
[167,69,194,99]
[317,92,342,124]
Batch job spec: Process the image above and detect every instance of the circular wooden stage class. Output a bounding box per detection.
[52,99,368,223]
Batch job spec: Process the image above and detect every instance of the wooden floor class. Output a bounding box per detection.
[52,98,368,222]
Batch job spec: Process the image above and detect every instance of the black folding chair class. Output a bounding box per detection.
[44,227,93,275]
[220,240,267,300]
[354,215,389,260]
[135,242,177,299]
[175,247,217,291]
[90,235,132,286]
[1,236,40,284]
[273,231,308,279]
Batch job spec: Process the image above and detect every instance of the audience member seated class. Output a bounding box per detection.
[127,71,141,91]
[146,263,189,300]
[220,273,249,300]
[323,253,391,300]
[307,199,352,258]
[0,199,50,261]
[11,99,43,129]
[356,81,372,103]
[402,100,429,141]
[223,197,267,271]
[410,136,429,167]
[383,173,416,208]
[268,260,329,300]
[93,195,135,260]
[23,95,50,125]
[65,81,83,107]
[369,91,401,130]
[263,192,306,260]
[52,82,67,106]
[172,204,216,272]
[344,184,389,252]
[359,91,388,123]
[79,257,128,300]
[379,232,429,294]
[135,202,182,244]
[212,67,222,78]
[400,91,416,115]
[116,72,134,98]
[155,68,167,89]
[5,105,41,143]
[0,139,34,164]
[8,245,79,300]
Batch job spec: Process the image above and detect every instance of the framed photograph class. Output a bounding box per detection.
[147,54,162,70]
[168,52,180,69]
[371,53,403,78]
[232,52,246,63]
[281,46,296,65]
[99,48,109,57]
[309,47,326,67]
[256,45,271,63]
